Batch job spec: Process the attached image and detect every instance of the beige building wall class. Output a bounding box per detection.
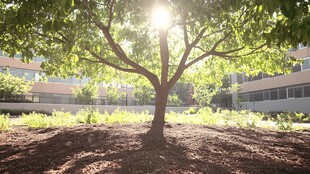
[240,70,310,93]
[0,56,41,71]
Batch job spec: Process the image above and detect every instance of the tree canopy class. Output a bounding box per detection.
[0,0,308,135]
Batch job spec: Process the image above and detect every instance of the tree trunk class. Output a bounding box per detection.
[147,86,169,138]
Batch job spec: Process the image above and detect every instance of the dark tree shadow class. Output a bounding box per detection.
[1,124,309,173]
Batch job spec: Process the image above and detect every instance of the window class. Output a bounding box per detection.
[292,64,301,72]
[252,72,263,81]
[302,58,310,70]
[24,70,36,81]
[249,93,255,102]
[263,91,270,100]
[14,54,22,59]
[243,93,249,102]
[270,89,278,100]
[278,88,287,99]
[288,88,294,98]
[255,92,264,101]
[294,87,303,98]
[9,68,24,77]
[237,74,243,84]
[243,75,248,82]
[262,73,269,78]
[304,85,310,97]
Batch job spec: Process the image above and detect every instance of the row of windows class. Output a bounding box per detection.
[238,83,310,102]
[237,57,310,84]
[0,66,91,85]
[0,50,45,62]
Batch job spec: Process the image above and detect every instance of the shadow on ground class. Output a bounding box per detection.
[0,124,309,173]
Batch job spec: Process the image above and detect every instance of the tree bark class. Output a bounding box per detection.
[147,86,169,138]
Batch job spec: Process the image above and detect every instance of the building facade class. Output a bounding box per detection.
[0,50,135,105]
[0,50,195,106]
[231,45,310,113]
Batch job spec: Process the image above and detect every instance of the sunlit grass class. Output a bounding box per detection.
[0,113,10,131]
[1,107,309,131]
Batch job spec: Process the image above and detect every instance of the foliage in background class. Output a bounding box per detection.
[169,83,191,105]
[72,82,99,105]
[276,113,293,131]
[76,107,107,124]
[106,87,119,105]
[0,113,10,131]
[21,110,76,128]
[0,72,32,101]
[133,86,155,106]
[168,93,181,106]
[192,84,218,107]
[183,107,197,115]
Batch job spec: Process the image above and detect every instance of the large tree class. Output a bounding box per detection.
[0,0,308,136]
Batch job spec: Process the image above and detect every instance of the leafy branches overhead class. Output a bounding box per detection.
[0,0,305,85]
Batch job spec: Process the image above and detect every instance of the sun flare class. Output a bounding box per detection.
[152,7,170,29]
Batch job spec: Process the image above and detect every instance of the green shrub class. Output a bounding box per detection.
[197,107,213,115]
[0,113,10,131]
[21,110,76,128]
[76,107,106,124]
[218,109,263,129]
[276,113,293,131]
[21,112,49,128]
[183,107,197,115]
[105,109,152,124]
[50,110,76,127]
[303,114,310,123]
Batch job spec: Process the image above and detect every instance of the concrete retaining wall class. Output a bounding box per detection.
[0,103,194,114]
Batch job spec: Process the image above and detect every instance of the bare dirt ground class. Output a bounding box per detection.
[0,123,310,174]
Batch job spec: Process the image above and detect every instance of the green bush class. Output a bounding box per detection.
[217,109,263,129]
[50,110,76,127]
[21,110,76,128]
[21,112,49,128]
[0,113,10,131]
[166,109,219,125]
[105,109,152,124]
[76,107,106,124]
[183,107,197,115]
[276,113,293,131]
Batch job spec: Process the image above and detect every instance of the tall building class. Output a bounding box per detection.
[0,50,134,105]
[231,44,310,113]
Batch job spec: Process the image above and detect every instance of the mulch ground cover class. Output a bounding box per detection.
[0,123,309,174]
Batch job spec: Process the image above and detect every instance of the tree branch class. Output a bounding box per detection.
[185,52,212,69]
[168,27,207,89]
[214,44,267,58]
[80,0,160,89]
[107,0,115,30]
[182,13,189,47]
[210,31,232,52]
[84,48,138,73]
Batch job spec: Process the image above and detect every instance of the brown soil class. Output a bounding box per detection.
[1,123,310,174]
